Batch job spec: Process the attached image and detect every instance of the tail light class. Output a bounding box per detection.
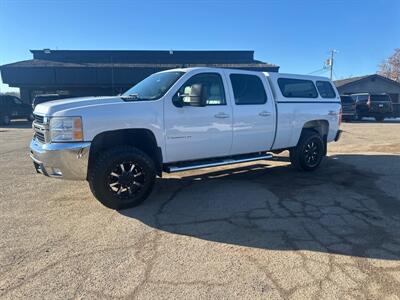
[367,96,371,108]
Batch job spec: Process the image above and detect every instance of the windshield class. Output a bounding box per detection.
[123,71,184,100]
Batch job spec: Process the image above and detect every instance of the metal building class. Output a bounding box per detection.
[0,49,279,104]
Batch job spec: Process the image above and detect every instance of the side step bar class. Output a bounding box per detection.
[165,153,273,173]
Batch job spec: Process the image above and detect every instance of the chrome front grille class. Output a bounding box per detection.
[34,114,44,124]
[35,132,46,143]
[32,114,48,143]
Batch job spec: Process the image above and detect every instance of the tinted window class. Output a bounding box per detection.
[12,97,22,105]
[176,73,226,106]
[370,95,391,102]
[356,95,368,102]
[316,81,336,98]
[230,74,267,105]
[278,78,318,98]
[340,96,354,104]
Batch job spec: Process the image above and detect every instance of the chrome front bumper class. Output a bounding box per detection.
[30,139,91,180]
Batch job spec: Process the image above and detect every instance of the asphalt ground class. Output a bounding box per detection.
[0,119,399,299]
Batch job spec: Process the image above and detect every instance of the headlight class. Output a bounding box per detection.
[49,117,83,142]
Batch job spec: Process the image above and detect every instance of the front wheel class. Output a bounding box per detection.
[290,130,325,171]
[88,146,156,209]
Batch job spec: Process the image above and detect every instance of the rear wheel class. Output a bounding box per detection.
[375,116,384,122]
[88,146,156,209]
[290,130,325,171]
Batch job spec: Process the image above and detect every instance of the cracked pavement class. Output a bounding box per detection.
[0,120,400,299]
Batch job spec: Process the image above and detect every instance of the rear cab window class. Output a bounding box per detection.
[230,74,267,105]
[370,95,391,102]
[277,78,318,98]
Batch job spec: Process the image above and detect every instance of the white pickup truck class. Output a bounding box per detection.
[30,67,342,209]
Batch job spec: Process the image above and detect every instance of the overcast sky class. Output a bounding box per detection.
[1,0,399,92]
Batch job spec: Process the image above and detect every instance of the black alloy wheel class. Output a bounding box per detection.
[290,130,325,171]
[107,161,145,198]
[303,138,322,168]
[88,146,156,209]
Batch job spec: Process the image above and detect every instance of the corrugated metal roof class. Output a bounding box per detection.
[1,59,276,69]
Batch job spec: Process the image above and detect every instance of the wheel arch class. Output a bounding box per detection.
[300,119,329,155]
[88,129,163,177]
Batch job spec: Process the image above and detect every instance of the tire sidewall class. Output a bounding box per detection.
[298,133,324,171]
[89,147,156,209]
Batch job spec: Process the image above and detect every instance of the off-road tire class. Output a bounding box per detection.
[289,130,325,171]
[88,146,156,210]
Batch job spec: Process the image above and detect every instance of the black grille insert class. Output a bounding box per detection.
[35,132,45,143]
[34,114,44,124]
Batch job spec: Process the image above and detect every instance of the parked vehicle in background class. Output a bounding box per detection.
[32,94,65,109]
[353,93,393,121]
[340,95,356,121]
[30,68,342,209]
[0,95,33,125]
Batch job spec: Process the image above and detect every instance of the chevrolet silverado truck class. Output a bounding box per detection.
[30,68,342,209]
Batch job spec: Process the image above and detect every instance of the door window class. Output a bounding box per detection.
[230,74,267,105]
[174,73,226,106]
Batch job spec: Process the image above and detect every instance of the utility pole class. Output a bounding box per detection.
[328,50,338,80]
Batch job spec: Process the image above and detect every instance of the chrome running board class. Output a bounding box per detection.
[165,153,273,173]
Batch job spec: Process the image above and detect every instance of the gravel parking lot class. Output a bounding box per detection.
[1,120,400,299]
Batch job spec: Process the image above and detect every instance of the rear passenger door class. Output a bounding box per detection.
[225,71,276,154]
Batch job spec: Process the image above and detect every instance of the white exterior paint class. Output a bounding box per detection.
[34,67,341,164]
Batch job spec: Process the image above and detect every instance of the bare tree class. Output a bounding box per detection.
[378,48,400,82]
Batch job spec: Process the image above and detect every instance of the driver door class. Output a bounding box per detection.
[164,71,233,163]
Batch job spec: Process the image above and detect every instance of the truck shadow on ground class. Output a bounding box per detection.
[121,154,400,260]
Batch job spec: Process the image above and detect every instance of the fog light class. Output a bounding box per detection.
[52,168,62,176]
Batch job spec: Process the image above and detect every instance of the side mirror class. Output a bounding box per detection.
[174,83,207,107]
[187,83,206,107]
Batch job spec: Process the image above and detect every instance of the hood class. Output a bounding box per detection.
[33,96,124,116]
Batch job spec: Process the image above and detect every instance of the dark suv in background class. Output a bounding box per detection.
[32,94,65,109]
[0,95,33,125]
[340,95,356,121]
[353,93,393,121]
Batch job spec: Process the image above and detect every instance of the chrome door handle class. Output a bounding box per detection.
[214,113,230,118]
[259,111,271,117]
